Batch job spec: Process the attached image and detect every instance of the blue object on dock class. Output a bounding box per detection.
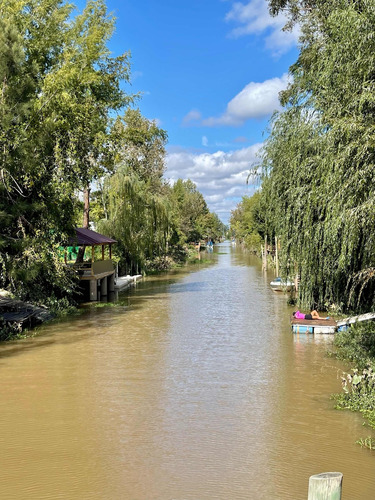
[337,325,349,332]
[292,325,314,334]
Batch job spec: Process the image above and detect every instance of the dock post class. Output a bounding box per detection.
[108,273,115,293]
[101,276,108,296]
[308,472,343,500]
[263,235,268,271]
[275,235,279,277]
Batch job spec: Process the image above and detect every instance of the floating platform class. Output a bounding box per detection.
[291,311,375,334]
[291,317,338,334]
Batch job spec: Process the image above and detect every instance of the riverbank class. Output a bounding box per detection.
[331,320,375,448]
[0,273,144,341]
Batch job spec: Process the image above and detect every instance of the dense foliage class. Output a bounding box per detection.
[332,322,375,448]
[97,172,225,275]
[229,193,264,253]
[256,0,375,312]
[0,0,132,306]
[0,0,223,308]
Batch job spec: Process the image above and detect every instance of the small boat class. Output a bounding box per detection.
[270,277,295,292]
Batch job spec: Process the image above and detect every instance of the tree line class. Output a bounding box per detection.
[230,0,375,313]
[0,0,224,310]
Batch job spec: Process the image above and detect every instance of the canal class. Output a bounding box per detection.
[0,242,374,499]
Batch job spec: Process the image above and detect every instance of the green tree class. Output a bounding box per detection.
[96,112,172,274]
[98,171,172,274]
[0,0,133,305]
[170,179,209,244]
[109,108,168,188]
[230,193,263,253]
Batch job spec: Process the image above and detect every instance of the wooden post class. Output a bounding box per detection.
[308,472,343,500]
[109,244,112,259]
[102,245,105,261]
[263,235,268,271]
[275,236,279,277]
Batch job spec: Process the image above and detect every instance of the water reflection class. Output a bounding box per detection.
[0,242,374,499]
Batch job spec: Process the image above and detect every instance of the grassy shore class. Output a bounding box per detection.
[331,321,375,448]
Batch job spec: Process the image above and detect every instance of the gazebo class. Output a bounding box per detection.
[66,228,117,301]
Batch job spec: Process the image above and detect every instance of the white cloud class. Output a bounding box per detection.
[226,0,299,55]
[182,109,202,126]
[202,136,208,146]
[202,73,290,126]
[165,143,262,224]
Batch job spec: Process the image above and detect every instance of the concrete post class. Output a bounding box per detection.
[108,273,115,293]
[101,276,108,296]
[89,279,98,301]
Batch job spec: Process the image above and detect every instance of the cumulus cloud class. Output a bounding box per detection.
[165,143,262,223]
[226,0,299,56]
[202,73,290,126]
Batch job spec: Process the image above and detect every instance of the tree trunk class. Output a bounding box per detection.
[83,186,90,229]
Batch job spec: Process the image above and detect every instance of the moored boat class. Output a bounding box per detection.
[270,277,295,292]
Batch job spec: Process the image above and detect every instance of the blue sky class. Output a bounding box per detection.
[76,0,299,224]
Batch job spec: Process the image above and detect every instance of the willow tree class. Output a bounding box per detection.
[230,193,264,253]
[261,0,375,312]
[96,111,171,274]
[169,179,211,244]
[0,0,133,305]
[98,171,172,274]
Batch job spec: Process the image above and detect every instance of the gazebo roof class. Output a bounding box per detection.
[69,228,117,246]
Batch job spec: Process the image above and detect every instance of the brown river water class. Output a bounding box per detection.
[0,242,374,499]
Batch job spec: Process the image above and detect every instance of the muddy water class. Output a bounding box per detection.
[0,243,374,499]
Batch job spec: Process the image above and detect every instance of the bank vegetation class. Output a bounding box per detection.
[231,0,375,315]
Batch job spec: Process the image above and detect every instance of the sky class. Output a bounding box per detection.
[76,0,300,225]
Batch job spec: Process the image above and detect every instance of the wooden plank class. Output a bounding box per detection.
[291,317,337,327]
[337,311,375,327]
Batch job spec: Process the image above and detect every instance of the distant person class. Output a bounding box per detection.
[293,310,329,320]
